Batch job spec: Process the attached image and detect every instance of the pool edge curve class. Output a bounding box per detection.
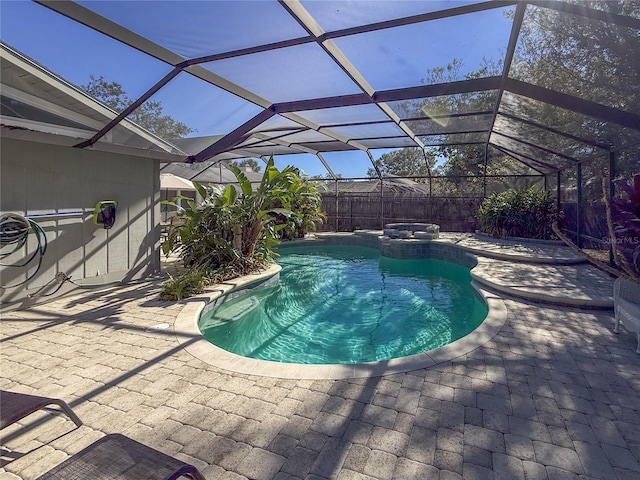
[174,242,508,380]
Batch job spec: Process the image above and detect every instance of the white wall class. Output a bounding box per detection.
[0,137,161,305]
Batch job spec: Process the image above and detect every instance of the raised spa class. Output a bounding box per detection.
[198,243,487,365]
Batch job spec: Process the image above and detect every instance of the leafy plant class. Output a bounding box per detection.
[273,173,326,240]
[160,267,210,301]
[605,173,640,281]
[477,188,559,239]
[160,157,324,299]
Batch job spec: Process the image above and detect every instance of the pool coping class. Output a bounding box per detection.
[174,255,508,380]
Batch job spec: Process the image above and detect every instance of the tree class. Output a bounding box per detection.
[508,1,639,151]
[506,1,640,234]
[81,75,195,139]
[512,1,639,111]
[232,158,262,173]
[367,148,434,178]
[389,57,518,194]
[309,172,344,181]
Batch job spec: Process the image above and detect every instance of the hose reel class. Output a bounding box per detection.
[0,213,48,289]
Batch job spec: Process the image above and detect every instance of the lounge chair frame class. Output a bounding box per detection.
[613,277,640,354]
[0,390,82,430]
[36,433,206,480]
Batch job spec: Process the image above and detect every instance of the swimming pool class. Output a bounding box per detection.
[199,244,487,364]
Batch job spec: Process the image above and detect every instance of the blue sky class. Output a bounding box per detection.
[0,0,513,178]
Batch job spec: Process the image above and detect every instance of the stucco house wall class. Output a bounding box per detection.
[0,136,161,306]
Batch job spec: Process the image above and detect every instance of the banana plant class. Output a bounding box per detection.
[162,157,323,272]
[229,157,296,258]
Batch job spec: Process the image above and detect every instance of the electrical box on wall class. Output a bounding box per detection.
[92,201,117,229]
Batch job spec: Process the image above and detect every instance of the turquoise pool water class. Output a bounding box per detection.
[199,245,487,364]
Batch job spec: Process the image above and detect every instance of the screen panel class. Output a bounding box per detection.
[78,0,309,59]
[1,1,172,100]
[405,113,493,136]
[511,4,640,114]
[386,91,499,120]
[301,0,486,31]
[295,104,390,126]
[202,43,362,103]
[499,91,640,150]
[357,137,420,149]
[332,7,513,90]
[127,71,263,139]
[326,122,407,140]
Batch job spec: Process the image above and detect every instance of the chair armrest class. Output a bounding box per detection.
[616,297,640,333]
[614,278,640,304]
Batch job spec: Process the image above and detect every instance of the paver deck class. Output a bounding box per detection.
[1,238,639,480]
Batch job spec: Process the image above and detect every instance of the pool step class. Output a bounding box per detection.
[437,234,586,265]
[471,257,614,308]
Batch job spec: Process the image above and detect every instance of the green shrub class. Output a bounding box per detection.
[160,267,211,301]
[477,188,558,239]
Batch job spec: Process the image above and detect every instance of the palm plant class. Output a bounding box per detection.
[228,158,297,258]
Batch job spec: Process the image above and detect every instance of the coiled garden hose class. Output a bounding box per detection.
[1,213,121,297]
[0,213,47,288]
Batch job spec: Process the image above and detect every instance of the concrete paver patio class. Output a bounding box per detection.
[1,245,640,479]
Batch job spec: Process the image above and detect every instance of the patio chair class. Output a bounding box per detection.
[36,433,206,480]
[0,390,82,430]
[161,215,185,243]
[613,277,640,354]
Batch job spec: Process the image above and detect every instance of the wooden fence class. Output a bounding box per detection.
[318,193,484,232]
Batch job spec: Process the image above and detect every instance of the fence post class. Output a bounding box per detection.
[380,177,384,230]
[335,179,339,232]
